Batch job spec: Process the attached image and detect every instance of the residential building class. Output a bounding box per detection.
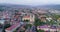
[37,25,57,32]
[39,15,47,22]
[5,23,20,32]
[22,14,35,22]
[46,17,52,21]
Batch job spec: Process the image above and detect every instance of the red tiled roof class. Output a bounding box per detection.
[6,23,20,31]
[23,16,30,18]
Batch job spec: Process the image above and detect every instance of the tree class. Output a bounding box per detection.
[24,20,29,22]
[13,30,17,32]
[52,14,60,19]
[15,10,19,12]
[2,24,11,32]
[4,24,11,29]
[34,17,46,26]
[46,20,57,25]
[37,29,44,32]
[25,24,32,29]
[0,8,4,12]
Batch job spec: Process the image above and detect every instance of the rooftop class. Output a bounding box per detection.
[5,23,20,31]
[23,16,30,18]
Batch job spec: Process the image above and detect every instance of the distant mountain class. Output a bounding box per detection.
[0,4,32,8]
[0,4,60,10]
[35,5,60,10]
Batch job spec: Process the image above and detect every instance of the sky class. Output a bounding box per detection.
[0,0,60,5]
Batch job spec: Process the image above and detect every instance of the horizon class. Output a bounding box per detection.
[0,3,60,6]
[0,0,60,6]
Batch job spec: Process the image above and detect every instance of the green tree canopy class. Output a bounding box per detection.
[34,17,46,26]
[37,29,44,32]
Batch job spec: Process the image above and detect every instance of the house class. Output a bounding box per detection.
[57,27,60,32]
[10,19,20,25]
[30,14,35,22]
[37,25,50,31]
[57,18,60,21]
[5,23,20,32]
[57,18,60,26]
[50,26,57,32]
[39,15,47,22]
[46,17,52,21]
[37,25,57,32]
[37,10,48,14]
[22,16,30,21]
[22,14,35,22]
